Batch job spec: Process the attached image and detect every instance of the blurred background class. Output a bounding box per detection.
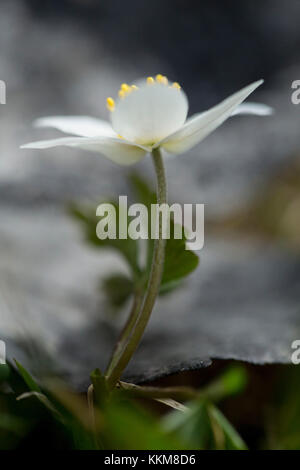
[0,0,300,390]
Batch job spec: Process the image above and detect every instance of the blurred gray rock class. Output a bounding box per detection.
[1,1,300,388]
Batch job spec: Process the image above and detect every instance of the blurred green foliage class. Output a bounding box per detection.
[70,173,199,310]
[0,361,250,450]
[2,359,300,449]
[264,366,300,450]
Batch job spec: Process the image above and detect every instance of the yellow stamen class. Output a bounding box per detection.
[172,82,181,90]
[118,89,126,99]
[106,97,115,111]
[121,83,130,92]
[147,76,154,85]
[156,74,168,85]
[131,84,138,90]
[117,134,124,139]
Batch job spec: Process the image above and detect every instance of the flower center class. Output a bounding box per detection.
[105,75,188,145]
[106,75,181,112]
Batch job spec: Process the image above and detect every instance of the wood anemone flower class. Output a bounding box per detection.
[21,75,272,165]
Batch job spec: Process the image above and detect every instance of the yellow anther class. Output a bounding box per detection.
[106,97,115,111]
[117,134,124,139]
[131,85,138,90]
[172,82,181,90]
[156,74,168,85]
[119,84,136,99]
[121,83,130,92]
[147,76,154,84]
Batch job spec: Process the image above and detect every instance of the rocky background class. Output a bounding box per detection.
[0,0,300,388]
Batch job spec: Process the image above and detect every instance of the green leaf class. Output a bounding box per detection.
[163,397,247,450]
[264,366,300,450]
[130,173,156,209]
[202,365,248,402]
[46,380,100,449]
[12,361,64,428]
[101,397,186,450]
[208,404,248,450]
[102,274,134,309]
[16,391,62,420]
[69,202,140,276]
[14,359,41,393]
[162,399,214,449]
[162,221,199,290]
[0,364,10,383]
[70,173,200,303]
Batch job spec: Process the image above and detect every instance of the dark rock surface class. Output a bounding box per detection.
[1,1,300,388]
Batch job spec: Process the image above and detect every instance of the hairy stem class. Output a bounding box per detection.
[105,288,144,377]
[106,148,167,389]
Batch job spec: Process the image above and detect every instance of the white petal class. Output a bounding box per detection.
[158,80,264,154]
[21,136,149,166]
[34,116,115,137]
[185,101,273,124]
[111,82,188,145]
[232,102,273,116]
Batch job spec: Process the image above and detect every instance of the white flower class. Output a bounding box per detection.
[21,75,272,165]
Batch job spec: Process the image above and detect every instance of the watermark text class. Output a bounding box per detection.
[0,340,6,364]
[0,80,6,104]
[96,196,204,251]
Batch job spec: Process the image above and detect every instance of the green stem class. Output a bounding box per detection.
[105,288,144,377]
[106,148,167,389]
